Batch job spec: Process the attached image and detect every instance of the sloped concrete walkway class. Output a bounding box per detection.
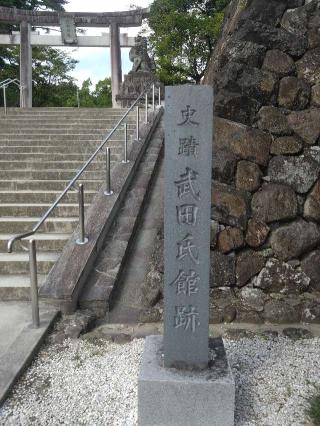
[107,158,164,323]
[0,301,58,406]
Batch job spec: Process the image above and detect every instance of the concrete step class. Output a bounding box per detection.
[0,144,126,153]
[0,217,78,234]
[0,274,47,301]
[0,234,70,252]
[0,170,106,180]
[0,252,59,274]
[0,132,135,142]
[0,160,110,170]
[0,124,136,132]
[0,204,89,217]
[0,190,97,204]
[0,179,103,191]
[0,119,135,127]
[0,107,129,114]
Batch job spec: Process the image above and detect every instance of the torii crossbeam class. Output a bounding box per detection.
[0,6,149,107]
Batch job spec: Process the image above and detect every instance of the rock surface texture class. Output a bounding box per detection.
[143,0,320,324]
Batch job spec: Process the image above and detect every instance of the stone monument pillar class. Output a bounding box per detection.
[138,85,235,426]
[110,22,122,108]
[20,21,32,108]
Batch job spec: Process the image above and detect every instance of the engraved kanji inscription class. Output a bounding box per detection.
[174,305,200,332]
[170,269,200,296]
[177,233,199,264]
[178,136,199,157]
[178,105,199,126]
[174,167,200,201]
[176,204,198,226]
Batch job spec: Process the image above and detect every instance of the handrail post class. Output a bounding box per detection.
[29,239,40,328]
[76,88,80,108]
[76,184,88,245]
[104,147,113,196]
[136,105,140,141]
[145,93,148,124]
[3,86,7,116]
[122,123,129,163]
[158,86,161,106]
[152,84,155,112]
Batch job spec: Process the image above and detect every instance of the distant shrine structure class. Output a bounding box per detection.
[0,6,150,107]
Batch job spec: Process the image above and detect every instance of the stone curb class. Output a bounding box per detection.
[0,309,59,407]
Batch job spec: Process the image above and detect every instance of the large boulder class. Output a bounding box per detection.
[236,250,265,287]
[270,136,302,155]
[215,90,261,126]
[239,287,268,312]
[287,109,320,145]
[215,117,271,166]
[262,49,295,77]
[255,258,310,294]
[236,20,308,58]
[245,219,270,248]
[311,84,320,107]
[251,183,297,223]
[210,251,236,288]
[296,47,320,85]
[236,160,262,192]
[263,299,301,323]
[268,155,320,193]
[211,182,251,230]
[281,1,314,36]
[301,250,320,291]
[257,106,292,135]
[236,66,278,103]
[304,180,320,222]
[278,76,310,110]
[217,227,244,253]
[270,219,320,260]
[212,149,237,184]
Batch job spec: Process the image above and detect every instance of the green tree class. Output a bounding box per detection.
[148,0,228,84]
[92,78,112,107]
[76,78,112,108]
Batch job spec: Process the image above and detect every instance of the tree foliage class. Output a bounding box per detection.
[148,0,228,84]
[77,78,112,108]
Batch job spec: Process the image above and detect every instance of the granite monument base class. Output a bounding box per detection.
[138,335,235,426]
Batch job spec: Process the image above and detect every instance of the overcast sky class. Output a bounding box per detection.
[61,0,152,88]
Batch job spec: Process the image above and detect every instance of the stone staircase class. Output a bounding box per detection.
[0,107,136,300]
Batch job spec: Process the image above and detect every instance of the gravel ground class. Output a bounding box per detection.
[0,335,319,425]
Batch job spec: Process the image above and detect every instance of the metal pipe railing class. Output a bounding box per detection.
[122,123,129,163]
[145,93,148,124]
[29,239,40,328]
[104,147,113,196]
[136,105,140,141]
[7,82,159,326]
[0,78,21,115]
[76,184,88,245]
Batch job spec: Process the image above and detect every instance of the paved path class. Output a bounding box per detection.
[0,301,58,406]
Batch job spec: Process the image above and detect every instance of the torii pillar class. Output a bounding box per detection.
[110,23,122,108]
[20,21,32,108]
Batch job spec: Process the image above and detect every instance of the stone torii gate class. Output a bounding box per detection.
[0,6,149,108]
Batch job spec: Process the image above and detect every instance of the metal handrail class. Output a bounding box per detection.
[7,82,157,254]
[6,82,161,327]
[1,78,21,115]
[0,78,21,89]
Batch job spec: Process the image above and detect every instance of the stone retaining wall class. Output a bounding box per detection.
[142,0,320,324]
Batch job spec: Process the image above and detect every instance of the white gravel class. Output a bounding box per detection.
[0,335,320,425]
